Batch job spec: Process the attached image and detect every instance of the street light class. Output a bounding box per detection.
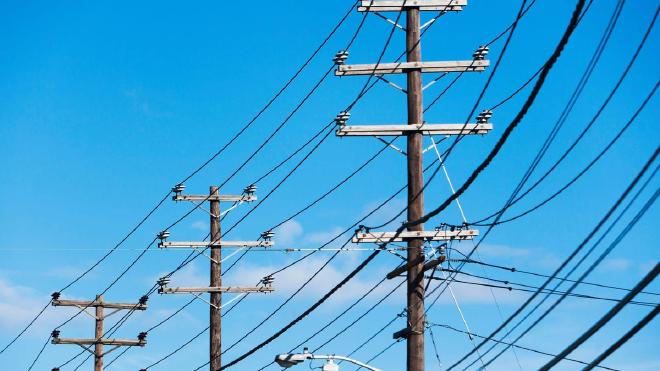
[275,348,382,371]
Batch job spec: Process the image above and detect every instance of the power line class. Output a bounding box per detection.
[451,256,659,296]
[584,304,660,371]
[428,323,619,371]
[473,0,648,227]
[0,1,362,357]
[473,79,659,227]
[464,148,659,370]
[540,263,660,370]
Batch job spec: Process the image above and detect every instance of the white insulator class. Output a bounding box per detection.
[335,111,351,126]
[472,45,489,60]
[244,184,257,195]
[171,183,186,194]
[333,50,349,65]
[157,230,170,241]
[476,109,493,123]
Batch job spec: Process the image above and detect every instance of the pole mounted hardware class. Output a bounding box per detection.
[333,50,350,65]
[357,0,467,12]
[159,185,275,370]
[50,294,148,371]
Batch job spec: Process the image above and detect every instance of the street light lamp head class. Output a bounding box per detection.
[274,353,311,368]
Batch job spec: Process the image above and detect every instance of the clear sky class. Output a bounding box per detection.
[1,1,658,370]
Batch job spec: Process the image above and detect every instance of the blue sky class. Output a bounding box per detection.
[1,1,658,370]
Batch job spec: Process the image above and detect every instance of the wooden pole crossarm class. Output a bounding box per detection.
[353,230,478,243]
[159,240,273,248]
[172,194,257,202]
[336,60,489,76]
[336,123,493,137]
[52,338,146,347]
[386,255,425,279]
[423,255,446,272]
[159,286,274,294]
[52,299,147,311]
[358,0,467,12]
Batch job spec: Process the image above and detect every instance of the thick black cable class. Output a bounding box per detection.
[471,148,660,369]
[219,249,382,370]
[474,79,658,227]
[541,264,660,370]
[584,304,660,371]
[429,323,619,371]
[473,0,647,227]
[312,279,405,353]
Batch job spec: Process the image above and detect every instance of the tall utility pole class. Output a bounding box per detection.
[209,186,222,371]
[49,293,148,371]
[405,7,426,371]
[157,183,276,371]
[334,1,491,370]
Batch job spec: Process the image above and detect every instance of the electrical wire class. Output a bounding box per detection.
[450,256,659,296]
[451,146,659,370]
[540,264,660,370]
[472,79,659,227]
[482,163,660,369]
[583,304,660,371]
[0,2,362,356]
[428,323,619,371]
[472,0,644,228]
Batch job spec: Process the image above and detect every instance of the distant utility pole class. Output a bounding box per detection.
[334,1,490,370]
[157,184,276,371]
[49,293,148,371]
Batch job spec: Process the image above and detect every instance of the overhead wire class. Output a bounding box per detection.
[482,155,660,369]
[2,0,362,357]
[451,146,659,369]
[428,323,619,371]
[583,304,660,371]
[540,263,660,370]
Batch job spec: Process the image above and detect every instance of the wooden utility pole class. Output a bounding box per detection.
[209,186,222,371]
[159,183,275,371]
[49,293,148,371]
[335,1,490,369]
[94,295,104,371]
[405,7,425,371]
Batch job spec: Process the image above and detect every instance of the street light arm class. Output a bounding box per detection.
[309,355,382,371]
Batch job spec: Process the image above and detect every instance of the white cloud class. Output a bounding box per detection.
[191,220,207,232]
[477,244,531,258]
[0,276,88,336]
[275,220,304,246]
[158,262,207,287]
[598,258,633,272]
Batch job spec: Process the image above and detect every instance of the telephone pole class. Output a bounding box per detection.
[335,1,490,370]
[209,186,221,371]
[157,183,276,371]
[49,293,148,371]
[405,7,425,371]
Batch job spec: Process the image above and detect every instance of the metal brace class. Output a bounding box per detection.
[375,74,407,93]
[374,12,406,31]
[422,72,448,90]
[190,292,219,309]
